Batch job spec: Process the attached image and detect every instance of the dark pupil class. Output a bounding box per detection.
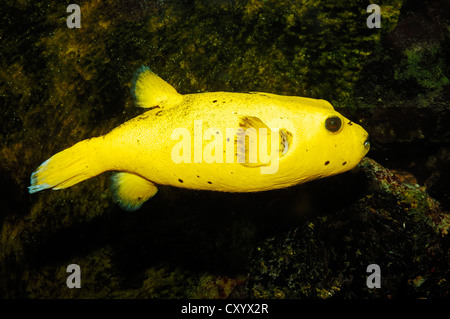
[325,116,342,132]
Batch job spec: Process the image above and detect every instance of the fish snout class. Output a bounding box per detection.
[362,135,370,157]
[364,138,370,150]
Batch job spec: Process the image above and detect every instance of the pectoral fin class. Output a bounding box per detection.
[110,172,158,211]
[236,116,292,167]
[279,128,292,157]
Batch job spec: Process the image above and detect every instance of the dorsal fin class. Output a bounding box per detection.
[131,66,183,109]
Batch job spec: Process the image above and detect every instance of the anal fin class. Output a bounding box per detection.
[110,172,158,211]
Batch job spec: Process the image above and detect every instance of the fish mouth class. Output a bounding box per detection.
[363,138,370,151]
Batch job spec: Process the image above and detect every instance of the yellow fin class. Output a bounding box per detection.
[131,66,183,109]
[236,116,292,167]
[278,128,292,157]
[110,172,158,211]
[28,139,104,193]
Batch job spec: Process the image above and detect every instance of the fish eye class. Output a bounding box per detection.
[325,116,342,133]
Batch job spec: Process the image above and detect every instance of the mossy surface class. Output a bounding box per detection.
[349,0,450,213]
[248,158,449,299]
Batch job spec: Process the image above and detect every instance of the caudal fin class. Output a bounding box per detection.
[29,139,103,194]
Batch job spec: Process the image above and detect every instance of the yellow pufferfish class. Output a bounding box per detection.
[29,67,370,211]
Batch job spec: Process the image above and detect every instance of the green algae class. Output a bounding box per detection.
[247,158,449,299]
[389,41,450,111]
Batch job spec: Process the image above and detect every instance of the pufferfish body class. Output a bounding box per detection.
[29,67,370,210]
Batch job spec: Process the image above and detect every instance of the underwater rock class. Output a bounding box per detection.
[351,0,450,208]
[246,157,450,299]
[354,0,450,144]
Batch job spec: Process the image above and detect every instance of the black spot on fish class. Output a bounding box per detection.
[216,131,220,135]
[207,181,212,184]
[227,138,230,142]
[155,110,163,116]
[325,161,330,165]
[178,179,183,183]
[342,161,347,166]
[197,175,200,178]
[348,121,353,126]
[212,100,217,103]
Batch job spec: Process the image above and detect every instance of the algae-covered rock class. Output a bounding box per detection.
[350,0,450,210]
[247,158,450,299]
[353,8,450,148]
